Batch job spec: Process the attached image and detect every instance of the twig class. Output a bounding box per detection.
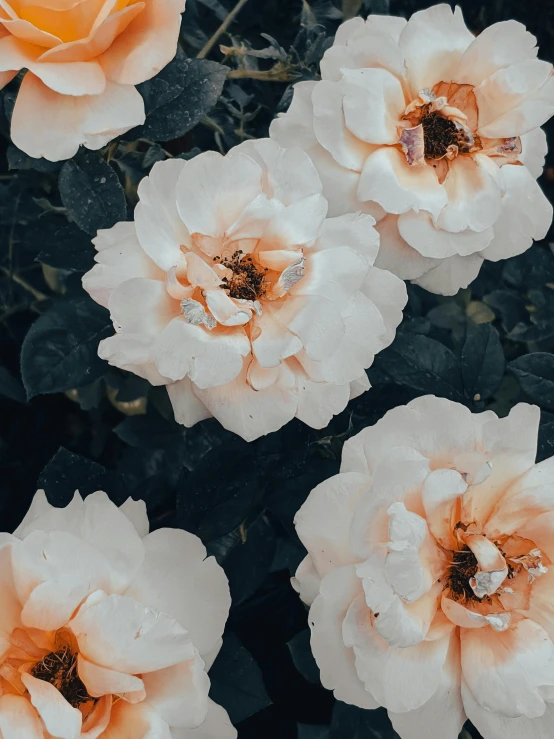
[201,115,225,135]
[197,0,252,59]
[0,267,48,302]
[227,67,298,81]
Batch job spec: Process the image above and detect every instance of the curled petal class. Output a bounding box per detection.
[399,124,426,166]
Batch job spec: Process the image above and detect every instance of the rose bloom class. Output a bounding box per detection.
[293,395,554,739]
[271,4,554,295]
[0,0,185,160]
[0,489,235,738]
[82,139,407,441]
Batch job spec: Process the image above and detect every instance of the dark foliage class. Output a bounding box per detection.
[1,0,554,737]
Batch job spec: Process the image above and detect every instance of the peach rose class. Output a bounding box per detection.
[293,395,554,739]
[271,4,554,296]
[0,490,235,738]
[0,0,185,160]
[82,139,407,441]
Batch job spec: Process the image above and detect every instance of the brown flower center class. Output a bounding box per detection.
[31,647,94,709]
[214,250,268,301]
[421,113,461,160]
[446,546,480,603]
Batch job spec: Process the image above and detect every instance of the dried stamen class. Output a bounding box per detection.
[446,546,481,603]
[30,647,94,709]
[421,114,460,160]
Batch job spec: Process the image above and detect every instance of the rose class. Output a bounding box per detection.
[0,0,185,160]
[271,4,554,296]
[293,395,554,739]
[82,139,407,441]
[0,489,235,738]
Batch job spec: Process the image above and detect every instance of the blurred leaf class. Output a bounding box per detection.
[483,290,528,332]
[369,333,465,402]
[20,296,111,399]
[59,151,126,235]
[209,633,272,724]
[288,629,320,684]
[135,57,228,142]
[466,300,495,325]
[507,320,554,343]
[509,353,554,410]
[461,325,505,402]
[427,301,465,331]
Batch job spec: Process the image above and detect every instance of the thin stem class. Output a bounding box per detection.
[227,67,297,81]
[197,0,251,59]
[0,267,48,302]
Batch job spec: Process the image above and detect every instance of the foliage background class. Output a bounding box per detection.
[1,0,554,736]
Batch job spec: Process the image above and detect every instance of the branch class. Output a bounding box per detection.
[197,0,251,59]
[227,66,299,82]
[0,267,48,302]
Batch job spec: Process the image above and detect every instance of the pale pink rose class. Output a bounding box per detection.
[0,490,235,738]
[0,0,186,160]
[82,139,407,441]
[293,395,554,739]
[271,4,554,296]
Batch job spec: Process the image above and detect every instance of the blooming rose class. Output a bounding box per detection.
[270,5,554,295]
[0,489,235,738]
[0,0,185,160]
[82,139,407,441]
[293,395,554,739]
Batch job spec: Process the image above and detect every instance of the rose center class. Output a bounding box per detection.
[446,546,480,603]
[421,113,460,160]
[30,647,94,709]
[215,250,268,300]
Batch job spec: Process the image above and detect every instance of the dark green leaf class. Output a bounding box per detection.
[509,353,554,410]
[135,57,228,142]
[298,725,329,739]
[114,412,181,450]
[223,514,277,606]
[507,321,554,343]
[177,439,265,541]
[20,296,111,399]
[368,333,465,402]
[330,703,399,739]
[538,421,554,463]
[209,633,272,724]
[461,324,505,402]
[37,223,95,273]
[0,365,25,403]
[7,144,62,173]
[38,448,126,506]
[483,290,528,332]
[288,630,320,684]
[59,152,126,235]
